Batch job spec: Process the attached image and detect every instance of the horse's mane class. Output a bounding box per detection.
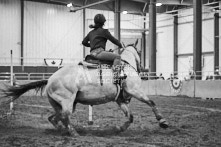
[121,46,140,71]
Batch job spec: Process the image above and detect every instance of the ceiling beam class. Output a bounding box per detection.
[70,0,114,12]
[157,0,192,5]
[129,0,193,5]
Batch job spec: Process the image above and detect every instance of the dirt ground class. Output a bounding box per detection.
[1,95,221,147]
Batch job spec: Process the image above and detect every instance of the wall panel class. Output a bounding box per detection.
[156,14,174,78]
[157,26,174,78]
[202,13,214,52]
[0,0,21,66]
[24,1,83,65]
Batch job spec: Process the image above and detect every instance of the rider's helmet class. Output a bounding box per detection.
[94,14,106,25]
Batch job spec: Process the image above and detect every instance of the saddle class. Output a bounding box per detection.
[78,55,127,86]
[78,55,113,69]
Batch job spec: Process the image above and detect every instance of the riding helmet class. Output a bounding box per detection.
[94,14,106,24]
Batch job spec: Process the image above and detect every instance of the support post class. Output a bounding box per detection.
[21,0,24,66]
[114,0,121,54]
[193,0,202,80]
[149,0,157,79]
[214,12,219,71]
[83,8,86,58]
[141,14,146,68]
[88,105,93,125]
[173,14,178,74]
[10,50,14,112]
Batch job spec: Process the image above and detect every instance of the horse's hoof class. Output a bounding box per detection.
[63,130,80,137]
[115,126,123,132]
[159,119,169,129]
[57,125,63,131]
[88,121,94,125]
[69,132,80,137]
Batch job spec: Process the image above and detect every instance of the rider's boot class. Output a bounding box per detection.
[113,57,127,84]
[113,65,127,84]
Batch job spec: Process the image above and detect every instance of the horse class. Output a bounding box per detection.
[0,40,169,136]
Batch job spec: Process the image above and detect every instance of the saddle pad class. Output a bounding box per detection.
[78,61,98,69]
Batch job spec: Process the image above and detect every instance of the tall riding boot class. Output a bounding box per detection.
[113,56,126,84]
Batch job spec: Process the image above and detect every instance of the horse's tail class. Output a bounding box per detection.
[1,80,48,104]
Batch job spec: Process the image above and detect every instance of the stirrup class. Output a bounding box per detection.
[113,73,127,85]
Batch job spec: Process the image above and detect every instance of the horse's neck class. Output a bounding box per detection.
[121,49,137,71]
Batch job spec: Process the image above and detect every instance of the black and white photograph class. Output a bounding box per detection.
[0,0,221,146]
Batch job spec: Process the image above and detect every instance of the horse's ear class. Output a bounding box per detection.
[134,39,138,47]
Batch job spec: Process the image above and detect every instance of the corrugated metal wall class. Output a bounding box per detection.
[0,0,21,66]
[156,14,174,78]
[24,1,83,65]
[177,7,215,77]
[0,1,220,76]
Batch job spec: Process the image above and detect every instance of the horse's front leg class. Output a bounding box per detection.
[124,84,169,128]
[116,100,133,132]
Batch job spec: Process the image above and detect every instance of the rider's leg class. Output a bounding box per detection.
[96,51,123,81]
[112,56,122,76]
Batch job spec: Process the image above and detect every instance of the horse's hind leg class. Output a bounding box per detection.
[59,93,79,136]
[48,96,63,129]
[124,88,169,128]
[116,100,133,132]
[48,113,62,129]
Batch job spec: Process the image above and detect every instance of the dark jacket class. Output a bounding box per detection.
[82,28,122,52]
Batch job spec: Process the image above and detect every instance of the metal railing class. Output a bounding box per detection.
[1,70,221,81]
[0,72,53,81]
[139,70,221,81]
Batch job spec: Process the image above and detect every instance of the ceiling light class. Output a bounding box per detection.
[67,3,73,7]
[156,3,162,7]
[122,10,128,14]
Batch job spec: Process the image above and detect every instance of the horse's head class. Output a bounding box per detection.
[120,39,141,72]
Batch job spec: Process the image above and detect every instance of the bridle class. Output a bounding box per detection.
[110,42,140,56]
[115,42,141,73]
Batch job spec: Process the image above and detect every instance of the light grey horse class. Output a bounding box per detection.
[1,41,168,136]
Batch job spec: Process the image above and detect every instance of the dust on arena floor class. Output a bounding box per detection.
[0,95,221,147]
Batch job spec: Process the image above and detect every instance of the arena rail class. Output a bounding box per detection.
[1,70,220,99]
[0,72,53,81]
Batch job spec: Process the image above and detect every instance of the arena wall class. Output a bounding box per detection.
[1,80,221,99]
[141,80,221,99]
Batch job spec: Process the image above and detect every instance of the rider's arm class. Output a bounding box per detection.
[82,34,90,47]
[104,30,122,48]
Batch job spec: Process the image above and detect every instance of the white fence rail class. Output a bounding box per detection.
[0,72,53,81]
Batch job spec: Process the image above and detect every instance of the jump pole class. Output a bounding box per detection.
[10,50,14,113]
[88,105,93,125]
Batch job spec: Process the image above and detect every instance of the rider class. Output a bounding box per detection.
[82,14,124,83]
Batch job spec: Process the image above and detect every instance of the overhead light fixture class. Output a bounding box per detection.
[156,3,162,7]
[67,3,73,7]
[122,10,128,14]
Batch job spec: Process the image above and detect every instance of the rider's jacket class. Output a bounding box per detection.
[82,27,122,52]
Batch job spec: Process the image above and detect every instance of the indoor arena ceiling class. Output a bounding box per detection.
[27,0,220,14]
